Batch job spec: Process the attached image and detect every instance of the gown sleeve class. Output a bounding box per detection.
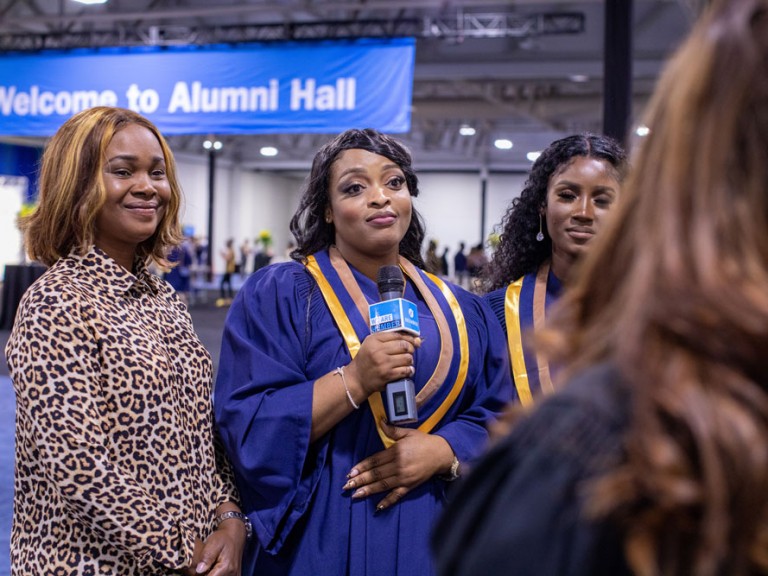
[213,263,326,553]
[482,286,508,335]
[432,364,632,576]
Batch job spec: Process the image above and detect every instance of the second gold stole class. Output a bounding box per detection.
[305,247,469,448]
[504,260,555,407]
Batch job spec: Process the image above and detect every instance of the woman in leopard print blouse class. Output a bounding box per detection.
[5,107,247,575]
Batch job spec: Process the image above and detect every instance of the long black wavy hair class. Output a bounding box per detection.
[482,133,627,291]
[290,128,426,268]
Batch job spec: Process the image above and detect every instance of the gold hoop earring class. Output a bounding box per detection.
[536,214,545,242]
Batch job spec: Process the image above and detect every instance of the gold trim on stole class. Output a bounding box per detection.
[504,261,553,407]
[504,278,533,407]
[327,247,453,405]
[305,254,469,448]
[532,263,554,394]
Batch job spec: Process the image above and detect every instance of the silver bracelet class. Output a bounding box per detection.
[214,510,253,541]
[334,366,360,409]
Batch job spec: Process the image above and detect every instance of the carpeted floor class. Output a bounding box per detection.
[0,300,231,574]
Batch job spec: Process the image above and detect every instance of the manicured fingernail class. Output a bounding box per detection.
[196,563,207,573]
[348,468,359,478]
[343,480,355,490]
[352,488,366,498]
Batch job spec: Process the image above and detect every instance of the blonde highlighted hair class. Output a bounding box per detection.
[21,106,183,266]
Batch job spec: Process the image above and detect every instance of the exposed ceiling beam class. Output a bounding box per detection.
[0,0,531,27]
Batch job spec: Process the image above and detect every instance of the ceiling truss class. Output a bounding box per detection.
[0,1,695,172]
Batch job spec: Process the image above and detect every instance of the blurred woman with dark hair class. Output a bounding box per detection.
[434,1,768,574]
[483,133,627,405]
[214,128,512,575]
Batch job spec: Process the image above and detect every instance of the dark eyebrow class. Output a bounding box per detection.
[552,179,582,189]
[553,179,617,194]
[106,154,165,164]
[336,162,400,180]
[336,166,368,179]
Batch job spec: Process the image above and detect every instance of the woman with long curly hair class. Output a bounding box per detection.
[483,133,627,405]
[214,128,512,575]
[434,0,768,574]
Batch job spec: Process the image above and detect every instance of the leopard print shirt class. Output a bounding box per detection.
[5,247,239,575]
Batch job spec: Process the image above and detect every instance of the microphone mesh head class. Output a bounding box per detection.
[377,265,404,297]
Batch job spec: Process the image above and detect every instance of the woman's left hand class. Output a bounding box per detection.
[343,421,455,512]
[191,520,245,576]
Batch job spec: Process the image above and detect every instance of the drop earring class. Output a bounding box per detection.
[536,214,545,242]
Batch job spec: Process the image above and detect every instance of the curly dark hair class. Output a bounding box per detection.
[289,128,426,267]
[482,133,628,291]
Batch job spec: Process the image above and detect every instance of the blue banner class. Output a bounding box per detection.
[0,38,414,136]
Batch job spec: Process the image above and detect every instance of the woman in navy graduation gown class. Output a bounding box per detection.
[482,133,626,405]
[214,128,513,575]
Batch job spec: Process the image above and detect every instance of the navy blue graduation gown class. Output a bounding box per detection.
[214,250,512,575]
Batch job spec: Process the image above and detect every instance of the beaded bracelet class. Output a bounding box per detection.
[334,366,360,410]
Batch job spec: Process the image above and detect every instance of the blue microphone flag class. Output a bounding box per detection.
[369,299,420,335]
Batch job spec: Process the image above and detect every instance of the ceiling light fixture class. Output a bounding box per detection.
[459,124,476,136]
[494,138,513,150]
[260,146,278,157]
[526,151,541,162]
[71,0,108,4]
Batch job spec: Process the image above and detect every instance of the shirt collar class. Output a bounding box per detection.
[69,246,160,297]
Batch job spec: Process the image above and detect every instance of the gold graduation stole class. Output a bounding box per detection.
[305,248,469,448]
[504,261,555,407]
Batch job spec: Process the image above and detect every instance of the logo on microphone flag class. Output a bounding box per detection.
[369,299,420,335]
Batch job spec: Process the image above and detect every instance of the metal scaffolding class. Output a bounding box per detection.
[0,10,584,51]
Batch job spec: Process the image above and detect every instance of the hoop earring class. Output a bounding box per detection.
[536,214,545,242]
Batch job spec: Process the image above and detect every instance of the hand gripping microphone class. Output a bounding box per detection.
[369,265,420,424]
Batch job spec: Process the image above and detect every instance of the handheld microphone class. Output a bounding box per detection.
[369,265,419,424]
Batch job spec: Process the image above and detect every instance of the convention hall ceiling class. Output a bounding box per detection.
[0,0,704,172]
